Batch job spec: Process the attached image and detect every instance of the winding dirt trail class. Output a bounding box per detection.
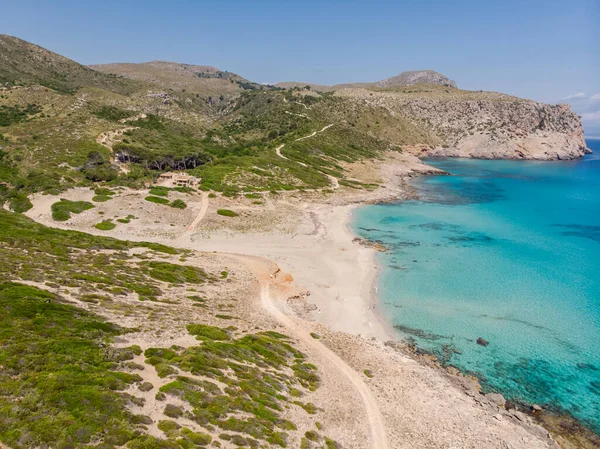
[261,283,387,448]
[226,254,389,449]
[275,124,337,188]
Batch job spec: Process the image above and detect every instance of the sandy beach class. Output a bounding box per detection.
[23,153,568,448]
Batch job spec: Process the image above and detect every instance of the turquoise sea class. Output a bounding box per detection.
[352,138,600,433]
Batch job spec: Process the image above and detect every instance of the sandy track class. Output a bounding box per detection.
[229,254,389,449]
[261,282,388,449]
[186,191,209,232]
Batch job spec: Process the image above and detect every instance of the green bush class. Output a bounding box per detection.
[169,199,186,209]
[180,428,211,446]
[95,220,117,231]
[83,151,118,182]
[93,106,135,122]
[145,195,170,205]
[216,209,238,217]
[157,420,180,432]
[94,187,115,196]
[8,194,33,213]
[186,324,230,341]
[145,261,207,284]
[92,194,111,202]
[163,404,183,418]
[51,199,94,221]
[149,186,170,197]
[0,282,140,449]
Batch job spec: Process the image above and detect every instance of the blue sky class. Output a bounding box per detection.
[2,0,599,134]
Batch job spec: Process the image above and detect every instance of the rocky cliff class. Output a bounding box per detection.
[335,87,589,160]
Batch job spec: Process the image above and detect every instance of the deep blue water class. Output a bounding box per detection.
[352,139,600,433]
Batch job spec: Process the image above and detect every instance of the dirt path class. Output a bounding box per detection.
[275,124,337,187]
[227,254,389,449]
[173,192,209,246]
[96,114,147,172]
[186,191,209,232]
[262,283,387,448]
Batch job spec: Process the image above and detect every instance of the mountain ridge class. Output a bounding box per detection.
[275,69,458,91]
[90,60,264,97]
[0,34,143,94]
[0,34,590,215]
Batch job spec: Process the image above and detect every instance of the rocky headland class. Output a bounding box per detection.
[336,87,590,160]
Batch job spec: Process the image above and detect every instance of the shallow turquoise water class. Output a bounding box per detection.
[352,139,600,432]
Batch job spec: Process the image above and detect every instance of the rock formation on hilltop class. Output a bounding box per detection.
[375,70,458,89]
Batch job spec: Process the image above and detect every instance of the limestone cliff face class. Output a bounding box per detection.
[336,88,589,160]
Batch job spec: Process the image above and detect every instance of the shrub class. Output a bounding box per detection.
[216,209,238,217]
[145,195,170,205]
[145,261,207,284]
[95,220,117,231]
[305,430,319,441]
[163,404,184,418]
[149,186,170,197]
[155,363,177,378]
[186,324,230,341]
[0,282,140,449]
[8,194,33,213]
[169,199,186,209]
[94,187,115,196]
[157,420,180,432]
[93,194,111,202]
[93,106,135,122]
[138,382,154,392]
[83,151,118,182]
[180,428,211,446]
[51,199,94,221]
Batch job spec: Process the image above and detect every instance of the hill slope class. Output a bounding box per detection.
[90,61,265,97]
[276,69,458,91]
[375,70,457,88]
[336,85,589,160]
[0,34,590,215]
[0,35,142,94]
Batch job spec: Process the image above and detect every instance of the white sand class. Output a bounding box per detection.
[23,154,562,448]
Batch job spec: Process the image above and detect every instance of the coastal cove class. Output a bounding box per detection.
[352,138,600,435]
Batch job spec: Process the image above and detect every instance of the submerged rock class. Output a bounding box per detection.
[476,337,489,347]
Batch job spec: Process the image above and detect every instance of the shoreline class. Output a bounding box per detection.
[22,152,593,448]
[342,165,600,449]
[340,204,399,342]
